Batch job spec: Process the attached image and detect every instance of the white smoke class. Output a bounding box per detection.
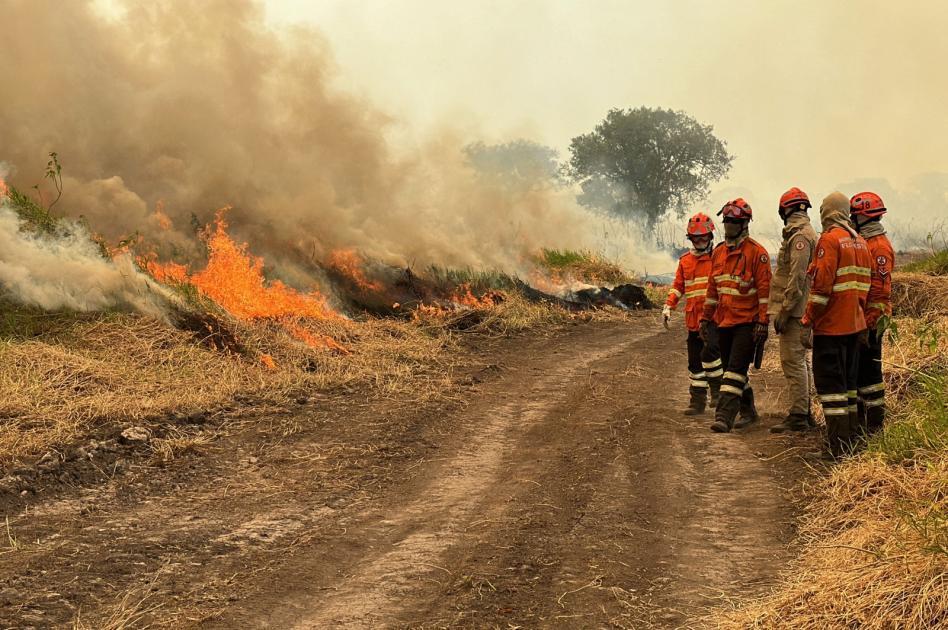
[0,202,170,317]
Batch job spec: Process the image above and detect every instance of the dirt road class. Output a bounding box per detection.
[1,315,816,628]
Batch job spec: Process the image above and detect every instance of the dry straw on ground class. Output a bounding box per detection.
[0,291,617,468]
[712,275,948,629]
[890,272,948,318]
[0,308,455,467]
[714,453,948,629]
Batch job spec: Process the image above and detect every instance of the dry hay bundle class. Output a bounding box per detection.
[891,272,948,319]
[713,453,948,629]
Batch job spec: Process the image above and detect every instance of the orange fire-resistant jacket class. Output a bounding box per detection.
[802,226,873,335]
[702,237,772,328]
[864,232,895,330]
[666,250,713,331]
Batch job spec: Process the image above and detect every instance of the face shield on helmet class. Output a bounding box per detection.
[686,212,715,252]
[718,199,752,244]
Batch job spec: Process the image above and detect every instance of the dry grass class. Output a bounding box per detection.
[534,248,632,285]
[714,453,948,629]
[0,289,585,468]
[712,275,948,629]
[891,272,948,319]
[411,291,583,335]
[0,309,455,468]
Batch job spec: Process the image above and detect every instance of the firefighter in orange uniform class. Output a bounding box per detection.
[701,199,772,433]
[850,192,895,435]
[663,212,723,415]
[801,192,873,459]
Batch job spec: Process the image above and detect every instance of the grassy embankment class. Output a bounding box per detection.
[715,256,948,628]
[0,193,634,470]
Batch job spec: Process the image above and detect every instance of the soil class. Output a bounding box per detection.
[0,314,821,628]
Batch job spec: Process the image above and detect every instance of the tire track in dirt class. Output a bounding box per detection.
[396,327,802,628]
[3,318,815,628]
[219,319,811,629]
[232,325,645,628]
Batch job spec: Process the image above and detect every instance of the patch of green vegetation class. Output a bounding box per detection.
[538,248,593,269]
[902,249,948,276]
[4,185,59,234]
[534,248,632,285]
[867,370,948,463]
[426,266,517,292]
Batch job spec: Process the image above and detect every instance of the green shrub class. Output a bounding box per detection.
[868,370,948,463]
[902,249,948,276]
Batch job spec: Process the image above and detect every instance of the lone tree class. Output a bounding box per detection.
[567,107,733,230]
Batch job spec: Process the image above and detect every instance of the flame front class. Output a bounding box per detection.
[0,178,8,198]
[141,208,346,353]
[139,255,188,284]
[191,209,336,321]
[326,248,382,293]
[449,283,500,308]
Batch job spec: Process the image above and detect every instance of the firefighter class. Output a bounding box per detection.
[850,192,895,435]
[769,188,818,433]
[663,212,723,415]
[801,192,873,459]
[701,198,772,433]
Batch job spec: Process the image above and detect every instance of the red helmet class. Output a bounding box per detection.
[686,212,715,237]
[718,198,753,220]
[779,187,811,211]
[850,191,886,218]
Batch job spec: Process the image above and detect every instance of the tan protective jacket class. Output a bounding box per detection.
[768,211,817,319]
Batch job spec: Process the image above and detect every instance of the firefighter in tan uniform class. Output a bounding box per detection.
[769,188,818,433]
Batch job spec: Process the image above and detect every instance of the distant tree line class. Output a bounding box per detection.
[464,107,733,233]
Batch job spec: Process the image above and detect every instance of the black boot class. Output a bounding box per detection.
[710,393,738,433]
[825,415,852,459]
[770,412,811,434]
[683,387,707,416]
[708,379,721,408]
[733,388,760,429]
[866,403,885,436]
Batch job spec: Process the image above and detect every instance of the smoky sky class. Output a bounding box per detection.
[269,0,948,236]
[2,0,675,280]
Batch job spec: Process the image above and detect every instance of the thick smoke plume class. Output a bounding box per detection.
[0,0,659,289]
[0,202,169,317]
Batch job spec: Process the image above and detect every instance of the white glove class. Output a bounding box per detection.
[662,304,672,322]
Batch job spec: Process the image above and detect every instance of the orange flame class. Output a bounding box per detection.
[139,255,189,284]
[190,209,336,321]
[449,283,501,308]
[260,354,277,370]
[0,178,8,198]
[140,208,347,353]
[326,248,383,293]
[285,322,350,355]
[153,200,172,230]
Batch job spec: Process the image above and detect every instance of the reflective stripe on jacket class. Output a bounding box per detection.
[666,250,712,331]
[803,226,872,335]
[865,233,894,330]
[702,237,772,328]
